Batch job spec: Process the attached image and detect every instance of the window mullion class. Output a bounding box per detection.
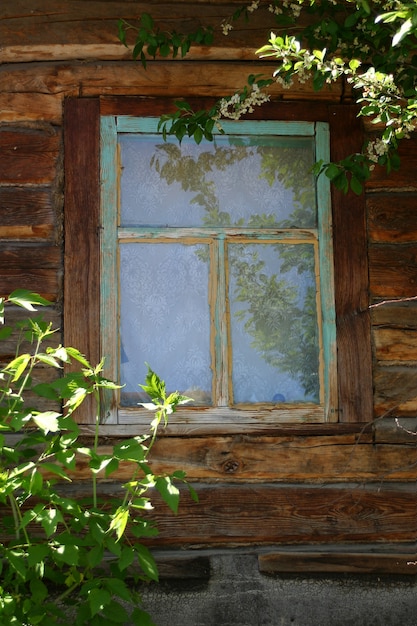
[211,234,229,406]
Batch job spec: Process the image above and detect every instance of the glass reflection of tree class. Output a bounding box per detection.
[150,140,320,400]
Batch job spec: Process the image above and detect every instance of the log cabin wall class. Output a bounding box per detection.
[1,2,416,624]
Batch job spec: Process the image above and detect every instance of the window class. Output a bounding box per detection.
[100,115,337,426]
[64,98,373,430]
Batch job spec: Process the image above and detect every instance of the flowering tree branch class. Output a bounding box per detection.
[119,0,417,193]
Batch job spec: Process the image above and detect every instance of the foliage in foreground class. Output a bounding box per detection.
[0,291,195,625]
[119,1,417,193]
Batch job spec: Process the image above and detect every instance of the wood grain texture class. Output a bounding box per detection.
[1,0,328,66]
[367,194,417,243]
[136,484,417,546]
[258,552,417,575]
[0,188,56,241]
[63,98,100,423]
[369,244,417,298]
[55,481,416,546]
[0,271,59,301]
[0,61,341,100]
[0,93,63,124]
[373,365,417,416]
[329,105,373,423]
[66,435,417,482]
[0,128,61,185]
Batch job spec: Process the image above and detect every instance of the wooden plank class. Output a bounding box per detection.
[369,244,417,298]
[0,244,60,269]
[0,1,328,65]
[0,270,59,301]
[63,98,100,424]
[0,62,341,100]
[371,300,417,329]
[374,417,417,443]
[329,105,373,423]
[56,482,417,546]
[367,194,417,243]
[374,328,417,362]
[67,435,417,483]
[0,188,56,240]
[101,97,331,120]
[373,365,417,416]
[135,484,417,546]
[0,93,63,124]
[0,128,60,185]
[258,552,417,575]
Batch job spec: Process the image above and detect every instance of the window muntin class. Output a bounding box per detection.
[100,117,336,426]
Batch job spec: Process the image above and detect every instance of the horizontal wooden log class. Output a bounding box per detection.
[373,365,417,416]
[374,417,417,443]
[258,552,417,575]
[66,434,417,483]
[0,61,341,100]
[0,1,324,65]
[369,244,417,298]
[0,270,59,301]
[373,328,417,363]
[367,194,417,243]
[134,484,417,546]
[0,128,61,185]
[0,93,63,124]
[0,188,56,240]
[0,244,61,269]
[371,300,417,329]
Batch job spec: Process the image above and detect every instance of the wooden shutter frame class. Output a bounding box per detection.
[64,97,373,426]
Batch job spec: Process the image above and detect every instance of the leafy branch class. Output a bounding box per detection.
[118,13,213,68]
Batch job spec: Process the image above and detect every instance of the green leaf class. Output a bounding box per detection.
[140,12,154,31]
[5,353,31,382]
[0,326,12,340]
[350,174,363,195]
[104,577,132,602]
[102,599,130,623]
[155,475,180,513]
[114,438,145,462]
[108,506,129,541]
[32,411,61,433]
[135,543,159,581]
[131,607,157,626]
[324,163,341,180]
[8,290,51,310]
[37,507,63,537]
[7,549,27,579]
[36,354,62,368]
[27,544,50,567]
[42,462,71,481]
[54,543,79,566]
[88,588,112,617]
[119,546,135,571]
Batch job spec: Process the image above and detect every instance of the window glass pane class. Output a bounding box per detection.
[119,135,316,228]
[119,243,212,406]
[228,243,320,404]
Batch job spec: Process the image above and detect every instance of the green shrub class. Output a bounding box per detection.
[0,290,195,626]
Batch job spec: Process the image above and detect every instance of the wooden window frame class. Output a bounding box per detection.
[64,97,373,432]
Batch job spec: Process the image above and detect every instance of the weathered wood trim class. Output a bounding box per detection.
[63,97,100,423]
[258,552,417,575]
[329,105,373,423]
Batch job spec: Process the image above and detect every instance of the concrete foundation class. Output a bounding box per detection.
[139,552,417,626]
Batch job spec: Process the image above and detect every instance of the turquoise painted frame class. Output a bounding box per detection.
[100,116,336,426]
